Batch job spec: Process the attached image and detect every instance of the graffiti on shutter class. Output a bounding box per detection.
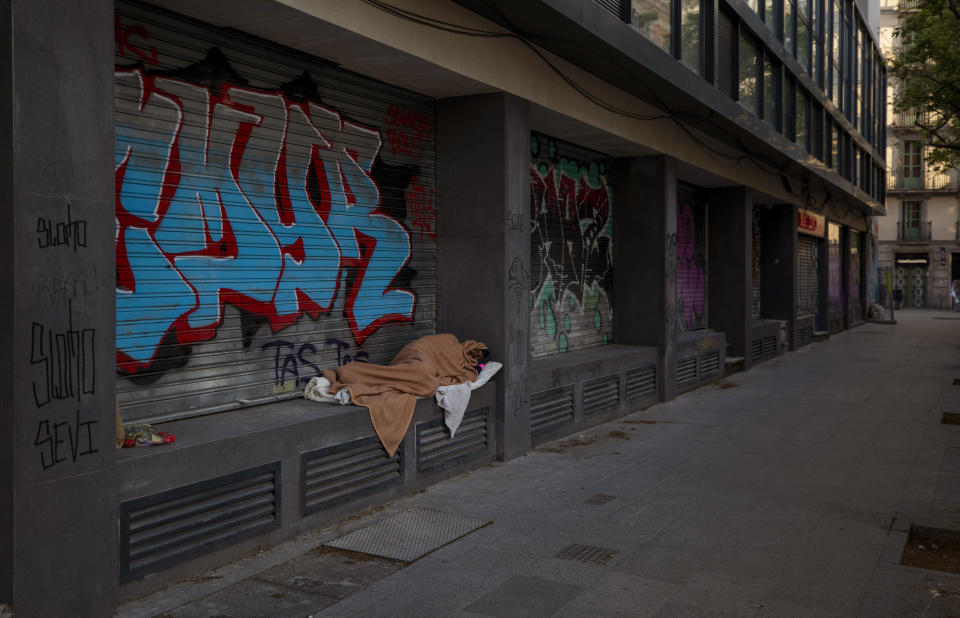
[797,236,819,319]
[677,198,706,331]
[114,4,436,421]
[529,133,613,358]
[828,223,842,312]
[849,230,861,319]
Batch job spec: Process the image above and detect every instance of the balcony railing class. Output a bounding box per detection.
[888,166,960,192]
[897,220,932,241]
[898,0,921,9]
[892,109,934,128]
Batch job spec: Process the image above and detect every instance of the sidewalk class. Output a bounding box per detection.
[118,311,960,617]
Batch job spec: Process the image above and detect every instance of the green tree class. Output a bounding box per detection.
[890,0,960,171]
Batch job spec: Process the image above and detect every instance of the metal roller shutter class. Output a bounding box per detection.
[751,206,762,321]
[529,133,614,358]
[827,223,842,331]
[677,194,707,331]
[115,2,437,422]
[797,236,819,319]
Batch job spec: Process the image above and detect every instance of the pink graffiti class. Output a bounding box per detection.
[114,67,416,373]
[676,200,705,329]
[384,104,432,161]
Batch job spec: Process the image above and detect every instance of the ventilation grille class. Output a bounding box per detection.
[530,385,575,435]
[301,435,402,516]
[120,462,280,581]
[717,10,737,99]
[762,335,777,356]
[677,355,698,387]
[797,325,814,347]
[753,335,778,362]
[625,365,657,401]
[416,407,489,474]
[583,375,621,416]
[594,0,628,20]
[699,351,720,377]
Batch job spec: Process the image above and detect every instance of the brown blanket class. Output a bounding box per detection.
[323,334,487,456]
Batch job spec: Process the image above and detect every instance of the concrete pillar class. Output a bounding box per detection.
[612,156,678,402]
[437,93,530,461]
[842,226,851,329]
[707,188,752,367]
[760,205,798,349]
[0,0,118,614]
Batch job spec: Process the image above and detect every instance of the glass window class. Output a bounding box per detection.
[830,123,839,171]
[765,0,780,37]
[764,56,780,129]
[797,0,810,72]
[631,0,671,53]
[811,0,820,86]
[739,34,760,114]
[785,75,797,140]
[902,201,922,239]
[796,88,809,150]
[680,0,701,74]
[746,0,759,12]
[812,103,823,160]
[785,0,795,55]
[903,141,922,178]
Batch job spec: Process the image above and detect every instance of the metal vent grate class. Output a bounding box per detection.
[717,10,737,99]
[583,375,620,416]
[762,335,777,356]
[797,325,814,347]
[530,385,575,435]
[593,0,628,20]
[120,462,280,581]
[625,365,657,401]
[301,436,402,516]
[699,351,720,377]
[751,337,763,360]
[416,407,489,474]
[677,355,698,387]
[555,544,619,565]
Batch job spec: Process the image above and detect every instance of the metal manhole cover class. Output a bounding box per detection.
[323,508,489,563]
[583,494,616,505]
[555,544,618,565]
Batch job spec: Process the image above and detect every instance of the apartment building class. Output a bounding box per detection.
[876,0,960,309]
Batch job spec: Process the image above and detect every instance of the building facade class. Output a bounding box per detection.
[0,0,885,613]
[876,0,960,310]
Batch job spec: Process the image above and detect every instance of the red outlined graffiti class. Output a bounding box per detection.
[384,104,432,161]
[115,15,159,65]
[115,64,417,375]
[405,179,436,241]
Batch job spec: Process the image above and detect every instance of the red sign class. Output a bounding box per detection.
[798,209,825,236]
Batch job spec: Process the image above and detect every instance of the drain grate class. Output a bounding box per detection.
[583,494,616,505]
[323,508,489,563]
[943,413,960,425]
[555,544,618,565]
[901,525,960,574]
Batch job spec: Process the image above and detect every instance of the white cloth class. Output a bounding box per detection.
[435,362,503,436]
[303,376,351,405]
[436,382,472,437]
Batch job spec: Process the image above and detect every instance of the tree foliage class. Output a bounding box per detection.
[890,0,960,171]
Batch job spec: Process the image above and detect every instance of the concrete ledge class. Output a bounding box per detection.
[528,345,659,445]
[675,331,725,393]
[117,383,497,599]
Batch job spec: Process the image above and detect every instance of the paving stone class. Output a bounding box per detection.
[253,546,403,599]
[463,575,583,618]
[165,578,338,618]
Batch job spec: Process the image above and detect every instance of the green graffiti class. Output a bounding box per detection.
[564,315,571,331]
[531,135,539,157]
[548,140,556,159]
[584,283,601,310]
[559,334,568,352]
[594,311,602,332]
[538,163,548,176]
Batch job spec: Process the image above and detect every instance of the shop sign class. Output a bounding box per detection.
[798,209,825,236]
